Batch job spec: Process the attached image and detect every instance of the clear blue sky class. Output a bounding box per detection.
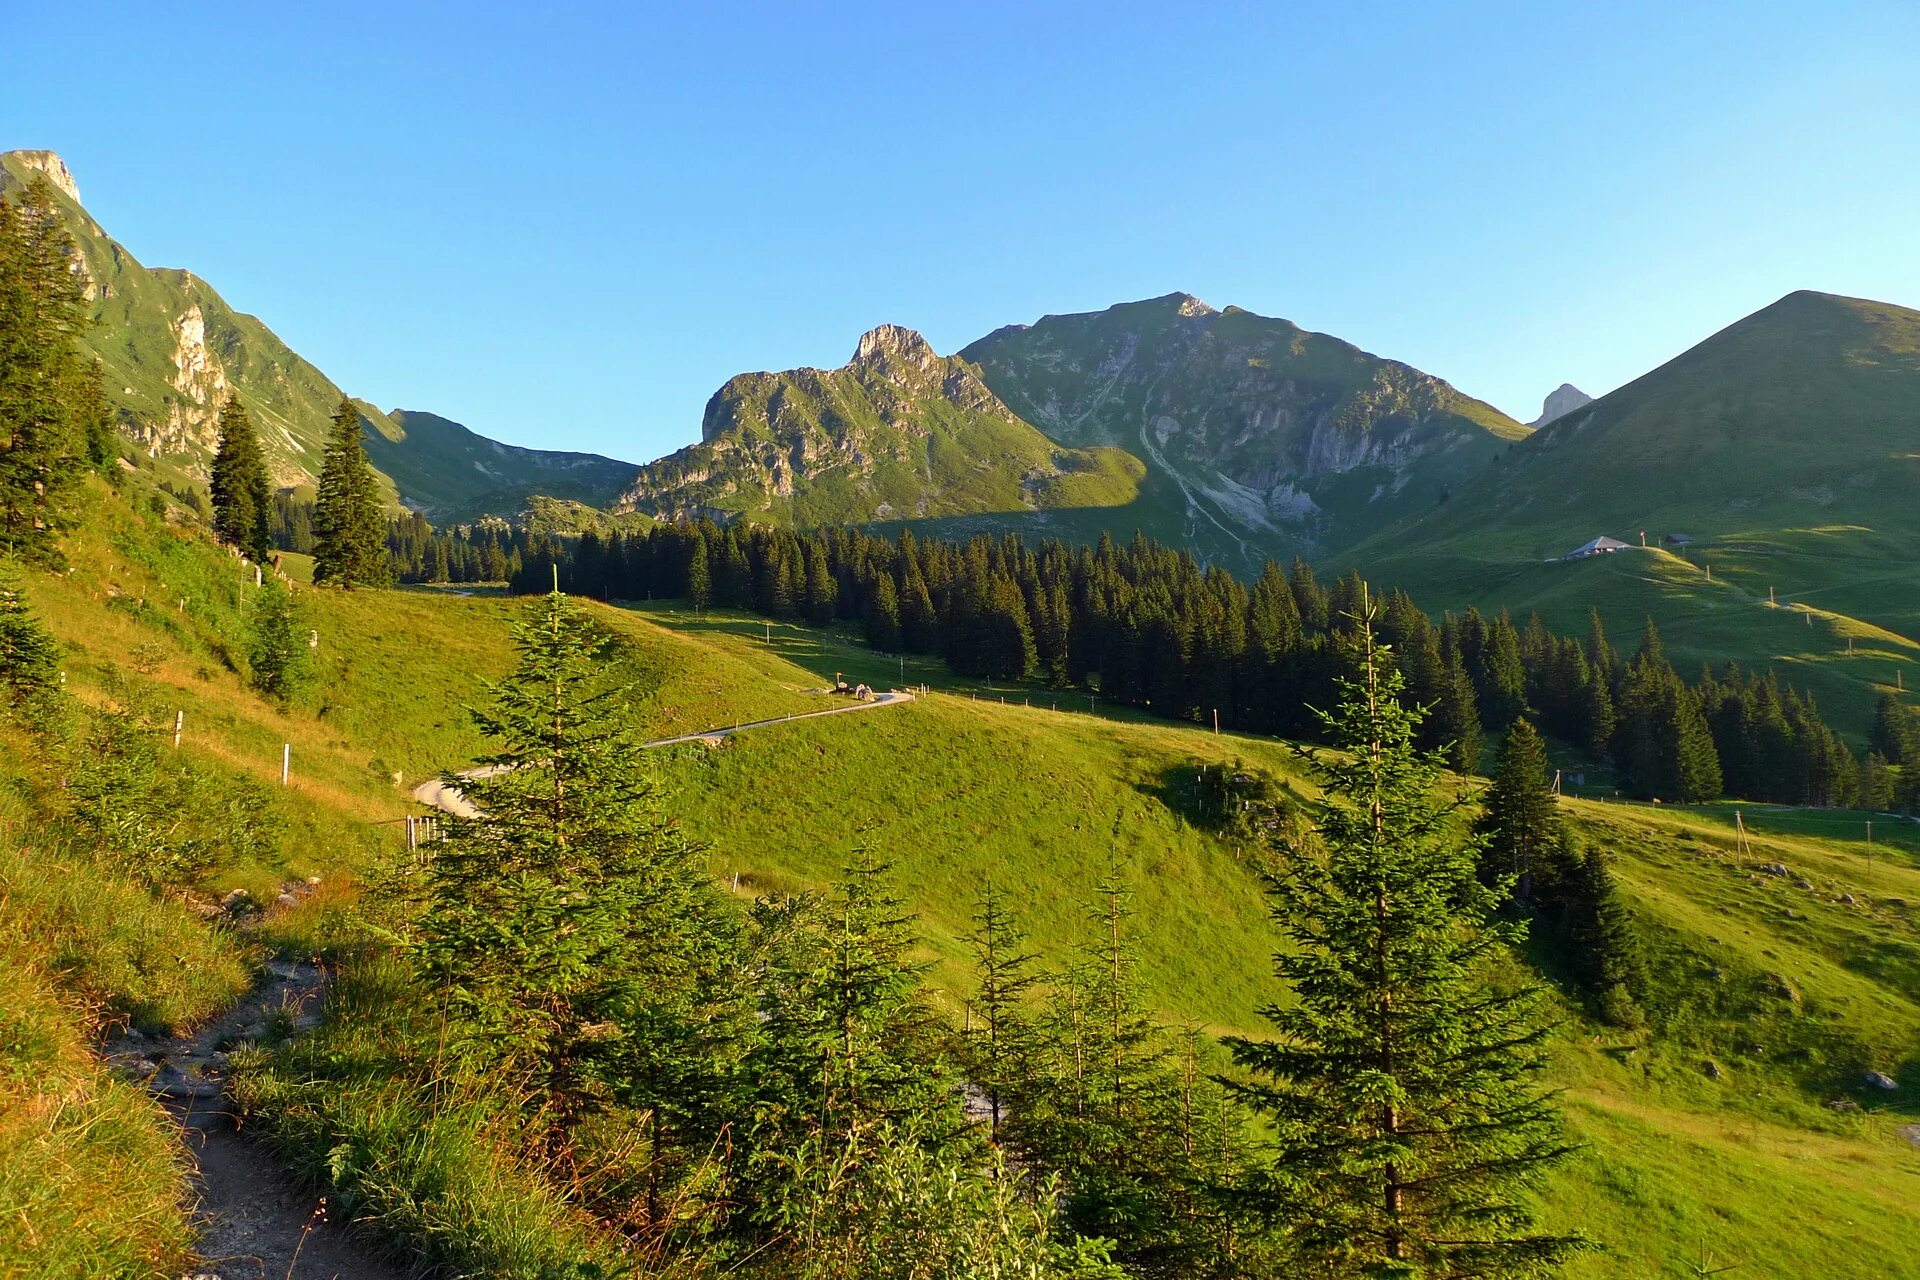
[11,2,1919,462]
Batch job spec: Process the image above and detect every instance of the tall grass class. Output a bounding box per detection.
[229,957,637,1279]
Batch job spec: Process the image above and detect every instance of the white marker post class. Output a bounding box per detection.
[173,711,183,748]
[282,743,291,786]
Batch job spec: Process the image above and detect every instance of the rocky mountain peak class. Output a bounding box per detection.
[1530,382,1593,427]
[853,323,936,366]
[5,149,80,203]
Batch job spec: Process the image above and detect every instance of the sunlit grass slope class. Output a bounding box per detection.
[13,479,1916,1277]
[1345,291,1920,743]
[636,605,1920,1278]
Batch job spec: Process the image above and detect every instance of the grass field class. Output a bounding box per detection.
[8,483,1918,1276]
[631,603,1920,1278]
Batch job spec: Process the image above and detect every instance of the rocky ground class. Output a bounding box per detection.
[105,945,410,1279]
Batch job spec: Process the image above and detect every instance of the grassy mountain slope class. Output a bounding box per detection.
[0,150,634,522]
[1343,290,1920,740]
[614,324,1144,527]
[959,293,1530,568]
[624,604,1920,1279]
[1,477,833,1273]
[10,470,1915,1274]
[364,409,637,524]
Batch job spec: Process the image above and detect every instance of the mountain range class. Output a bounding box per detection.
[13,149,1920,704]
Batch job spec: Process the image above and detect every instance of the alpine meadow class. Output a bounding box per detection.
[4,8,1920,1279]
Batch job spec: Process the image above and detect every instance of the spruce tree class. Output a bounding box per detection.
[1581,667,1617,761]
[1225,609,1584,1277]
[865,571,902,649]
[209,397,273,562]
[685,530,712,609]
[0,178,103,563]
[960,880,1042,1142]
[1869,692,1914,766]
[247,578,308,703]
[803,544,837,625]
[311,399,388,588]
[0,570,60,715]
[417,587,747,1157]
[1434,638,1484,774]
[1560,843,1644,1027]
[1479,718,1562,902]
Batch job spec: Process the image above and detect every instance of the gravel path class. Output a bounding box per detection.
[105,961,410,1280]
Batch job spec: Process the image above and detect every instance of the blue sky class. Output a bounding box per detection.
[10,2,1919,462]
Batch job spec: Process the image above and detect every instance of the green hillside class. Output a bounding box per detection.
[624,604,1920,1280]
[614,323,1145,527]
[961,293,1530,568]
[365,409,637,523]
[1344,290,1920,740]
[0,150,635,522]
[4,472,1917,1275]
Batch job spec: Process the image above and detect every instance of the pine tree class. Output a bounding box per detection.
[1479,718,1562,901]
[247,578,308,703]
[1478,612,1530,726]
[1581,666,1616,761]
[1562,845,1643,1027]
[0,569,61,715]
[1671,683,1723,803]
[1225,608,1584,1277]
[803,544,837,625]
[1019,865,1191,1254]
[209,397,273,562]
[1869,692,1915,766]
[685,530,712,609]
[417,588,747,1159]
[1434,638,1484,774]
[960,880,1041,1142]
[0,178,103,563]
[311,399,388,588]
[865,570,902,650]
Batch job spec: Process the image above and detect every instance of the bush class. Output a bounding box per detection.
[65,694,288,891]
[248,578,310,703]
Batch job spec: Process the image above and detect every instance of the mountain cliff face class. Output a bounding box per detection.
[960,294,1529,552]
[613,324,1143,526]
[1530,382,1593,426]
[0,150,633,521]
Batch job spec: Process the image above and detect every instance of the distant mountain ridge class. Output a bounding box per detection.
[0,149,635,522]
[367,410,638,524]
[613,323,1144,527]
[617,292,1530,563]
[1354,290,1920,556]
[961,293,1529,557]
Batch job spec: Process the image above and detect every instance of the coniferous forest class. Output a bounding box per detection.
[495,519,1891,812]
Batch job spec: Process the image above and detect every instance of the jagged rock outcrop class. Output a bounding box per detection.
[616,325,1141,526]
[1530,382,1593,427]
[8,149,80,203]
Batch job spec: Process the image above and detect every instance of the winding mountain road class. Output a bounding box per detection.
[411,688,916,817]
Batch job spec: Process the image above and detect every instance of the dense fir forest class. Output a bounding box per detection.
[414,516,1910,813]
